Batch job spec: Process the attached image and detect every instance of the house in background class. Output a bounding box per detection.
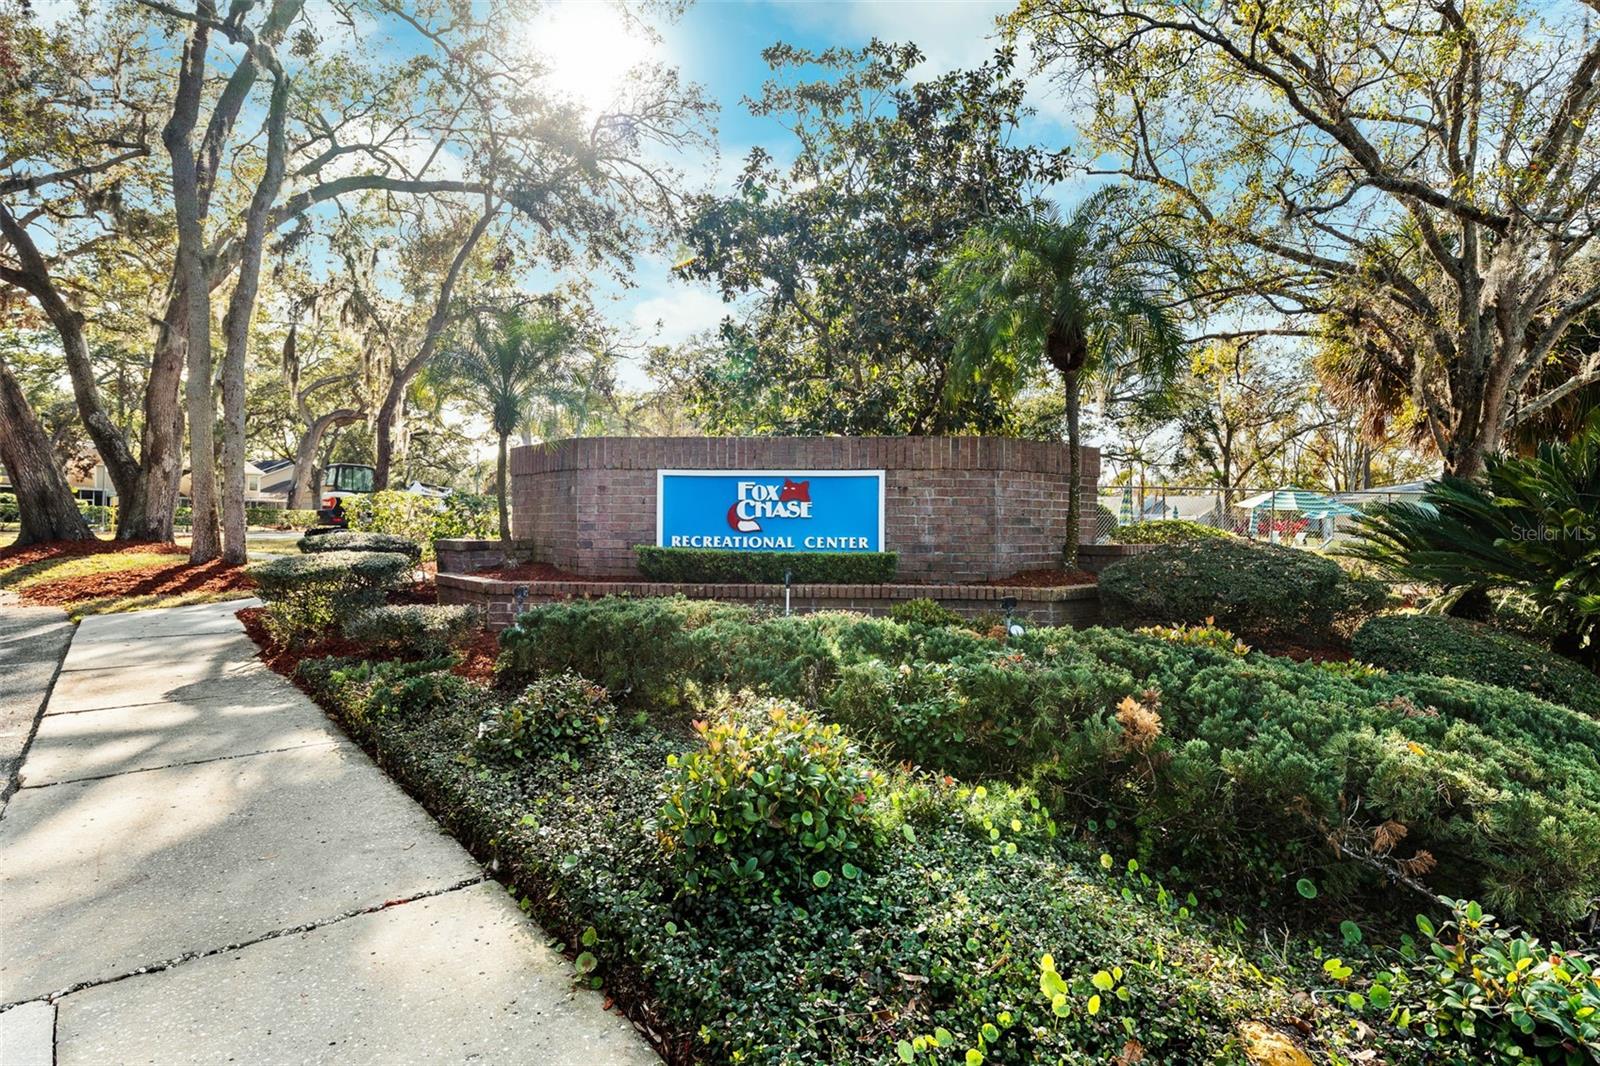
[0,448,117,507]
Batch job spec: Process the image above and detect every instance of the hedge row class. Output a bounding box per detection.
[1112,518,1234,544]
[298,529,422,563]
[633,545,898,583]
[1099,539,1386,642]
[1353,613,1600,715]
[498,597,1600,928]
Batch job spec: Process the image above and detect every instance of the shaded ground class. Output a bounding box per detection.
[0,540,254,619]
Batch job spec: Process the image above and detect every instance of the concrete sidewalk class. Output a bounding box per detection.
[0,593,72,804]
[0,600,656,1065]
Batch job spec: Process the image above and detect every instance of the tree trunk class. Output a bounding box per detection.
[1062,368,1083,566]
[373,200,497,489]
[289,408,361,509]
[219,42,297,565]
[121,304,188,542]
[163,14,220,564]
[0,351,93,546]
[0,204,143,507]
[496,430,511,543]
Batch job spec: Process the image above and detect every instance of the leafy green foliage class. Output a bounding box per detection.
[295,654,1362,1063]
[1345,416,1600,658]
[500,596,1600,927]
[341,604,479,658]
[1100,538,1386,642]
[1112,519,1232,544]
[888,597,965,627]
[341,491,493,559]
[1367,899,1600,1062]
[246,506,319,529]
[1133,619,1250,656]
[669,43,1064,436]
[247,550,412,647]
[305,655,482,728]
[298,529,422,563]
[478,671,612,764]
[659,693,883,899]
[1353,614,1600,714]
[633,546,897,584]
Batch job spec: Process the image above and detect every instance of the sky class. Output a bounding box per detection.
[535,0,1084,385]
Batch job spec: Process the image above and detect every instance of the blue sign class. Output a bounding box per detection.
[657,469,885,552]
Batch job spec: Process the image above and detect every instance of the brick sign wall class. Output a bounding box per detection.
[509,437,1101,583]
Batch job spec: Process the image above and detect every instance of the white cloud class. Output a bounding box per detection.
[629,285,730,345]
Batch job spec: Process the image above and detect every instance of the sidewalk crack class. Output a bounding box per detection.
[0,875,490,1011]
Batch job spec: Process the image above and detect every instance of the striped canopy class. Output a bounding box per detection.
[1236,488,1361,517]
[1118,485,1134,525]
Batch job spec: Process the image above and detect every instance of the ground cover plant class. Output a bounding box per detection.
[279,601,1600,1064]
[1099,538,1387,645]
[342,604,479,657]
[1353,614,1600,715]
[498,597,1600,930]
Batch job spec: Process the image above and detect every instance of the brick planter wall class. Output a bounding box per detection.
[438,571,1100,631]
[509,437,1100,583]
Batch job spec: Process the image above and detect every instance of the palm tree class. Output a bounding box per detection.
[938,188,1191,564]
[443,310,575,543]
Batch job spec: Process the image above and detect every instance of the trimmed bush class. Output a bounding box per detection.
[342,604,479,657]
[297,529,422,563]
[499,596,1600,927]
[1353,613,1600,713]
[658,692,884,899]
[887,596,964,627]
[1113,518,1232,544]
[304,655,484,728]
[634,545,897,583]
[248,550,412,646]
[1099,538,1385,642]
[478,671,612,764]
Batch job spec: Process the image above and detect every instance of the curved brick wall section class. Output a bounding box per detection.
[510,437,1100,583]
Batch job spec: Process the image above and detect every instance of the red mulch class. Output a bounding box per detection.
[985,568,1098,588]
[1261,640,1352,664]
[0,538,186,566]
[14,557,254,608]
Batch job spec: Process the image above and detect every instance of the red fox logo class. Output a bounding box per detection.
[727,478,814,532]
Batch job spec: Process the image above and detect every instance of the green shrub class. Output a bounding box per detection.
[659,693,884,899]
[298,529,422,563]
[1112,518,1232,544]
[888,597,964,627]
[478,671,612,764]
[342,604,479,657]
[76,500,115,528]
[0,492,17,523]
[1134,620,1251,656]
[633,545,898,583]
[499,596,1600,927]
[301,655,477,725]
[434,492,497,540]
[247,550,412,647]
[1369,899,1600,1063]
[1353,614,1600,714]
[1099,538,1384,642]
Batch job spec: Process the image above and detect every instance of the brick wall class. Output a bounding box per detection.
[510,437,1101,583]
[438,572,1101,631]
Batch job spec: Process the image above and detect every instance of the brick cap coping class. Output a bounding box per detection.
[438,571,1097,602]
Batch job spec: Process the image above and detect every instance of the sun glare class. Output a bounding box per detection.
[532,2,657,112]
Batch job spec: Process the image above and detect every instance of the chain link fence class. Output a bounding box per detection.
[1089,486,1428,548]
